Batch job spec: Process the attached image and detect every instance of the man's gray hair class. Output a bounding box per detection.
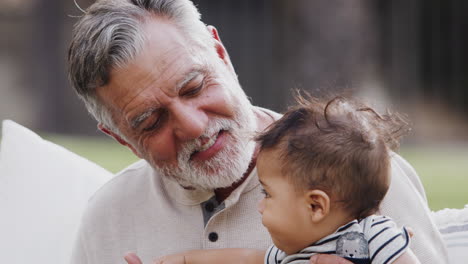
[68,0,211,133]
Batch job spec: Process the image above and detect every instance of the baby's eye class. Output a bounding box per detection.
[260,188,270,198]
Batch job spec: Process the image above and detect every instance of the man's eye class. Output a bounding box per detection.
[143,118,160,131]
[261,188,270,198]
[143,111,167,132]
[182,81,204,97]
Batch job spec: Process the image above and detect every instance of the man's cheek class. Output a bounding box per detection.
[143,139,175,163]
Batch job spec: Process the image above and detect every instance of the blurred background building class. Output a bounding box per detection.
[1,0,467,143]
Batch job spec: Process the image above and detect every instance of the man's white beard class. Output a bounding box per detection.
[151,105,257,191]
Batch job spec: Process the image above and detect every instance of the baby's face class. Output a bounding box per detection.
[257,149,322,255]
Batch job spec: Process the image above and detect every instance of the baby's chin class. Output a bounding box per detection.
[273,235,320,255]
[272,239,298,255]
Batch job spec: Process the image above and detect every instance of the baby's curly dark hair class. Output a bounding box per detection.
[256,91,410,219]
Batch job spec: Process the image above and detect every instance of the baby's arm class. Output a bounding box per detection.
[391,248,421,264]
[125,249,264,264]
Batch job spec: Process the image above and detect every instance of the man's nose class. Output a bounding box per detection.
[171,103,208,141]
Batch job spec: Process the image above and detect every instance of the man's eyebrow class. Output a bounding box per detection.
[259,179,268,187]
[130,107,157,129]
[175,67,206,92]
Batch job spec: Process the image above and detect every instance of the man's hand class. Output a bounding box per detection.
[310,254,353,264]
[152,255,186,264]
[124,252,143,264]
[124,252,186,264]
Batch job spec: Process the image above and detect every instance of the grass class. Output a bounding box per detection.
[45,135,468,211]
[43,134,139,174]
[400,146,468,211]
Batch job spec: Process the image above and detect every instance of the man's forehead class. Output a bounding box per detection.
[107,41,206,91]
[124,17,212,87]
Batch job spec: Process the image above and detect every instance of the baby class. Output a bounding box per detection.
[126,94,420,264]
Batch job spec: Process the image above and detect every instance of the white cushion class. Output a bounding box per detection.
[0,120,112,263]
[432,206,468,264]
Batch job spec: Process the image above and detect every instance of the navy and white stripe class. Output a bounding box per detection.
[363,216,410,264]
[264,215,410,264]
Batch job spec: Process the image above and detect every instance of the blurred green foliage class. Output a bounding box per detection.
[45,135,467,211]
[43,135,139,174]
[400,147,468,211]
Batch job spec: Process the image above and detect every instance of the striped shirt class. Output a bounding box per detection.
[265,215,410,264]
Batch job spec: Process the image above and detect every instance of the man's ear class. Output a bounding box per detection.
[97,123,142,158]
[304,190,330,223]
[206,25,234,72]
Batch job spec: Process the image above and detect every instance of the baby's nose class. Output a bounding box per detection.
[257,199,265,214]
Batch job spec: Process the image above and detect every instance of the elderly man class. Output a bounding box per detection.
[68,0,448,263]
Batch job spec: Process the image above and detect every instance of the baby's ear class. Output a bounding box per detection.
[304,190,330,223]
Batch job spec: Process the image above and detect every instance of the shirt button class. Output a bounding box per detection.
[208,232,218,242]
[205,202,215,212]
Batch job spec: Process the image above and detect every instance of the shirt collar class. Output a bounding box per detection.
[160,166,260,206]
